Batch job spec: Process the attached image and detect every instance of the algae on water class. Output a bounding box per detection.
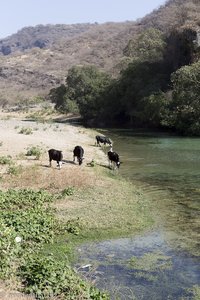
[128,251,172,281]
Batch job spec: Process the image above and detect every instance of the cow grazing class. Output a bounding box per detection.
[73,146,84,165]
[96,135,112,147]
[48,149,63,169]
[108,149,120,169]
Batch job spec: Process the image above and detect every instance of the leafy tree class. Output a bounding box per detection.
[110,60,169,127]
[49,84,66,110]
[164,28,198,73]
[64,65,112,120]
[169,60,200,135]
[124,28,166,62]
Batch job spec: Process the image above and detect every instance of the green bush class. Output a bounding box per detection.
[0,155,12,165]
[19,127,33,135]
[26,145,43,160]
[7,164,22,176]
[1,208,58,244]
[19,254,109,300]
[61,186,75,197]
[0,220,22,279]
[0,189,58,244]
[65,218,81,235]
[0,189,53,209]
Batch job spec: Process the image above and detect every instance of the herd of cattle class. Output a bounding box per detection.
[48,135,121,170]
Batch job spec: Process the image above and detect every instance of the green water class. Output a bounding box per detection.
[77,130,200,299]
[107,130,200,256]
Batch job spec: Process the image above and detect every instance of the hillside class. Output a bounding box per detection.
[0,0,200,105]
[0,21,139,104]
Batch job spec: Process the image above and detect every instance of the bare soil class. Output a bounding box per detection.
[0,110,108,190]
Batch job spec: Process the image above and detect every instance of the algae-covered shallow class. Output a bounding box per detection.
[76,231,200,300]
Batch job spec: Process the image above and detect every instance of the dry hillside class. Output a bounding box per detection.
[0,0,200,104]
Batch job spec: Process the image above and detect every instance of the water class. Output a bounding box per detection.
[76,130,200,299]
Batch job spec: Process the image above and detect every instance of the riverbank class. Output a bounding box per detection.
[0,108,154,299]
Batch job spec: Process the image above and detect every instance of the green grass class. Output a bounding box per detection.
[44,172,154,268]
[55,176,154,240]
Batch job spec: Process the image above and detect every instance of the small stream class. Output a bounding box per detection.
[76,130,200,299]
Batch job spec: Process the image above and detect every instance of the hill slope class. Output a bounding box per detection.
[0,0,200,104]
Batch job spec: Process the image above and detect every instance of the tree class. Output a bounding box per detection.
[123,28,166,62]
[169,60,200,135]
[164,28,198,73]
[112,60,169,127]
[49,84,66,110]
[64,65,112,121]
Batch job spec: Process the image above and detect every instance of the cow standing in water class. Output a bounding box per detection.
[48,149,63,169]
[73,146,84,165]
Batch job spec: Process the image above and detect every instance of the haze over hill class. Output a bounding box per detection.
[0,0,199,105]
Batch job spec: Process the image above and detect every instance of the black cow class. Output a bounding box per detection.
[108,150,120,169]
[96,135,112,147]
[73,146,84,165]
[48,149,63,169]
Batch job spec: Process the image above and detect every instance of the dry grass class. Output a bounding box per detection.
[1,162,99,191]
[0,280,35,300]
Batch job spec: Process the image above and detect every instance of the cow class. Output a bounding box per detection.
[73,146,84,165]
[48,149,63,169]
[95,135,112,147]
[108,149,120,169]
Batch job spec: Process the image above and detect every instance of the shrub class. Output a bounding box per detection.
[61,187,75,197]
[7,164,22,176]
[0,155,12,165]
[19,127,33,135]
[65,218,81,235]
[19,254,109,300]
[26,145,43,160]
[0,189,58,244]
[0,220,22,279]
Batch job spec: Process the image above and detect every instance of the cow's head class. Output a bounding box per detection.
[116,161,120,168]
[78,157,84,165]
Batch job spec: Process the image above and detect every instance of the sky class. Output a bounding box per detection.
[0,0,167,39]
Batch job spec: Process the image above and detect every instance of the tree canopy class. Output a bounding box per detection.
[49,25,200,135]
